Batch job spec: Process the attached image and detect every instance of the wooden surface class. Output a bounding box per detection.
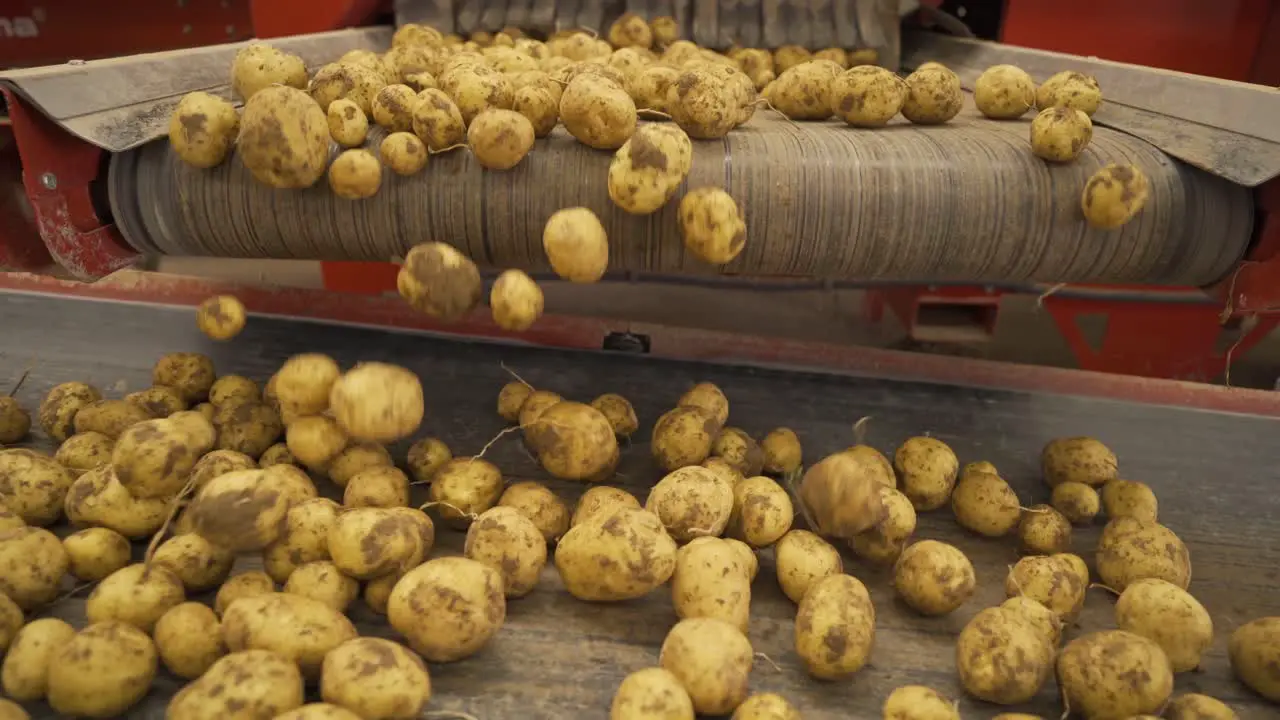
[3,291,1279,719]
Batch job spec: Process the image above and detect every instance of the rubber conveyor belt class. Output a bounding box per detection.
[2,291,1279,719]
[109,112,1254,286]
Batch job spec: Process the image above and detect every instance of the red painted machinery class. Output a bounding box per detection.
[0,0,1278,384]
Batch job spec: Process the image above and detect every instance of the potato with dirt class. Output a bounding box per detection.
[797,451,887,539]
[441,65,514,125]
[560,74,637,149]
[0,591,19,652]
[1082,163,1150,230]
[125,385,188,418]
[188,468,290,552]
[1005,554,1086,622]
[956,606,1054,704]
[651,406,718,471]
[1058,630,1174,718]
[489,268,544,331]
[882,686,959,720]
[892,540,975,616]
[152,352,216,404]
[543,206,610,283]
[1114,578,1212,672]
[231,43,307,100]
[167,649,305,720]
[526,401,619,481]
[62,527,130,581]
[974,64,1036,119]
[710,428,763,477]
[1036,70,1103,116]
[1,617,76,700]
[261,497,339,582]
[428,457,504,526]
[608,124,693,215]
[239,86,331,189]
[85,563,185,632]
[645,465,734,541]
[1101,478,1158,522]
[1051,481,1100,524]
[467,108,536,170]
[830,66,906,127]
[850,486,917,564]
[63,465,167,538]
[343,465,409,508]
[195,294,246,341]
[397,241,484,321]
[387,556,505,662]
[72,399,151,439]
[402,438,449,486]
[284,560,359,611]
[1230,617,1280,702]
[497,481,569,543]
[328,148,382,200]
[309,62,385,115]
[893,436,959,511]
[610,667,695,720]
[678,186,748,265]
[774,529,843,604]
[187,448,255,489]
[320,637,432,718]
[328,442,393,486]
[327,506,433,580]
[766,62,835,120]
[666,67,742,138]
[571,485,640,527]
[0,449,74,525]
[660,617,753,714]
[329,362,424,443]
[1018,504,1073,554]
[586,393,637,438]
[327,98,369,147]
[1164,694,1237,720]
[1030,107,1093,163]
[0,526,67,609]
[411,88,467,150]
[513,86,559,137]
[628,65,680,115]
[151,533,234,592]
[464,506,547,597]
[222,592,357,677]
[901,66,964,124]
[208,374,258,408]
[951,468,1021,536]
[1001,596,1064,647]
[44,621,157,717]
[727,475,792,548]
[214,571,276,616]
[371,84,417,132]
[213,400,283,458]
[555,506,677,601]
[672,537,752,631]
[795,573,875,680]
[154,602,225,679]
[275,352,341,418]
[39,381,102,442]
[111,415,215,498]
[169,91,240,168]
[1096,520,1190,591]
[284,416,347,472]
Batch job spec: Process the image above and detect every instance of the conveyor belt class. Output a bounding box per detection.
[2,291,1278,719]
[111,113,1254,286]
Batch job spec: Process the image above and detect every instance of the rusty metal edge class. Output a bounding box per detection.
[903,31,1280,187]
[0,27,393,154]
[2,268,1277,417]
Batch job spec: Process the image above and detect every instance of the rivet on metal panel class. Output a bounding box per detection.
[40,173,57,190]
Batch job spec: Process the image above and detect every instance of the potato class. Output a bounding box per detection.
[582,394,635,439]
[149,534,231,593]
[710,428,762,477]
[756,427,800,474]
[512,86,558,138]
[526,401,618,480]
[284,416,347,471]
[607,124,693,215]
[465,108,535,170]
[679,381,729,427]
[214,571,275,616]
[571,485,640,527]
[192,294,246,341]
[893,436,959,511]
[0,499,20,531]
[882,686,959,720]
[555,506,676,601]
[222,592,357,676]
[188,468,289,551]
[1030,106,1093,163]
[258,499,338,583]
[212,401,283,458]
[440,66,513,125]
[773,46,812,73]
[392,22,443,48]
[672,537,752,631]
[327,98,369,147]
[648,407,716,471]
[1005,554,1086,622]
[169,91,240,168]
[1082,163,1150,229]
[518,391,563,440]
[1,617,75,700]
[766,62,834,120]
[63,466,167,538]
[426,457,502,526]
[374,131,427,176]
[231,43,307,100]
[1036,70,1102,116]
[675,186,748,264]
[329,362,424,444]
[1051,481,1100,524]
[0,699,25,720]
[46,621,157,716]
[124,385,188,418]
[187,449,253,490]
[850,486,917,564]
[239,85,331,189]
[411,88,467,150]
[490,484,566,546]
[283,560,359,612]
[309,62,385,114]
[1232,617,1280,702]
[611,667,695,720]
[774,529,843,604]
[702,456,744,487]
[488,268,544,331]
[645,465,734,542]
[1114,577,1211,673]
[368,83,415,132]
[0,526,67,609]
[154,602,224,679]
[358,573,397,615]
[71,399,149,439]
[0,592,18,653]
[397,241,484,321]
[1101,479,1158,523]
[205,376,256,409]
[723,475,790,548]
[628,65,680,115]
[797,451,886,538]
[664,68,738,138]
[1018,504,1072,554]
[560,74,637,149]
[974,64,1036,119]
[109,417,212,499]
[1165,694,1237,720]
[901,66,964,124]
[892,540,975,616]
[606,12,651,49]
[793,573,875,680]
[319,638,431,718]
[0,449,74,525]
[951,470,1021,536]
[1098,520,1190,593]
[85,562,184,632]
[328,442,393,486]
[1000,595,1063,647]
[829,65,906,127]
[463,506,547,598]
[1058,630,1174,718]
[543,206,610,283]
[327,148,381,200]
[660,617,752,714]
[386,556,505,662]
[650,16,680,47]
[956,607,1054,704]
[326,506,431,581]
[39,381,102,442]
[167,649,305,720]
[276,353,341,417]
[61,527,130,581]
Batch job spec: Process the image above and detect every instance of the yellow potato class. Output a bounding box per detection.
[0,698,26,720]
[608,124,693,215]
[329,362,424,443]
[1101,479,1158,523]
[1042,437,1118,486]
[830,66,906,127]
[187,448,254,490]
[650,406,717,471]
[429,457,504,525]
[63,465,167,539]
[46,621,157,717]
[275,353,341,417]
[370,83,417,131]
[169,91,240,168]
[328,148,382,200]
[497,481,569,542]
[167,649,305,720]
[1082,162,1150,230]
[901,66,964,124]
[464,506,547,597]
[892,540,975,616]
[727,475,792,548]
[650,16,680,48]
[645,465,734,541]
[974,64,1036,119]
[286,415,348,471]
[262,497,340,582]
[672,537,752,631]
[0,592,19,653]
[893,436,959,511]
[124,385,188,418]
[571,485,640,527]
[403,436,449,484]
[1058,630,1174,718]
[212,401,283,458]
[284,560,360,612]
[490,268,544,331]
[467,108,535,170]
[397,241,484,321]
[526,401,618,480]
[660,617,753,714]
[956,607,1054,704]
[555,506,676,601]
[222,592,358,677]
[1000,595,1064,647]
[611,667,695,720]
[1231,617,1280,702]
[773,46,812,73]
[677,382,729,427]
[589,393,639,437]
[207,375,258,408]
[387,556,505,662]
[327,98,369,147]
[1096,520,1190,591]
[440,66,513,125]
[512,86,559,138]
[951,470,1021,536]
[0,449,75,525]
[543,206,609,283]
[1050,481,1100,524]
[154,602,225,679]
[849,486,917,564]
[760,427,802,474]
[0,526,68,609]
[797,451,886,539]
[239,86,330,189]
[392,22,444,48]
[1165,694,1237,720]
[194,294,246,340]
[328,442,393,486]
[560,74,637,149]
[152,533,234,592]
[774,529,843,604]
[767,62,835,120]
[497,381,534,423]
[62,527,130,581]
[231,43,307,100]
[1036,70,1103,116]
[1115,578,1212,672]
[111,415,215,499]
[72,399,151,439]
[1005,554,1086,622]
[188,467,289,549]
[710,428,762,477]
[678,187,747,265]
[795,573,875,679]
[327,507,433,579]
[1030,107,1093,163]
[85,563,184,632]
[629,65,680,115]
[1,617,76,700]
[309,62,385,114]
[39,381,103,442]
[379,131,429,175]
[320,637,431,718]
[667,67,744,138]
[411,88,467,150]
[214,571,276,616]
[882,686,959,720]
